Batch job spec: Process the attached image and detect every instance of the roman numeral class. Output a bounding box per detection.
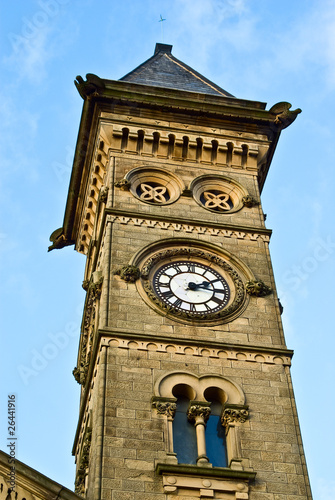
[173,298,183,308]
[211,296,223,305]
[161,290,174,299]
[187,263,195,273]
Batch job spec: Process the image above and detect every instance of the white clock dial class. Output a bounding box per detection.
[153,261,230,315]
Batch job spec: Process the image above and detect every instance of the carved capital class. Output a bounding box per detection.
[245,280,272,297]
[114,265,141,283]
[187,403,211,423]
[242,195,258,208]
[152,398,177,418]
[221,405,249,426]
[114,178,130,191]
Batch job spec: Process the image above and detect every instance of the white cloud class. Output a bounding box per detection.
[5,26,51,83]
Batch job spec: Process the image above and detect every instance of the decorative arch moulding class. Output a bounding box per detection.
[100,333,292,366]
[106,212,271,243]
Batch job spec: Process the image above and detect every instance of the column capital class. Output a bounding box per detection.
[187,401,211,424]
[221,404,249,426]
[152,397,177,418]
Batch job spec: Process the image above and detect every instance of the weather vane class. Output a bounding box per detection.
[159,15,166,42]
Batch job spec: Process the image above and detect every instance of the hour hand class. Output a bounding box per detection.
[187,281,210,290]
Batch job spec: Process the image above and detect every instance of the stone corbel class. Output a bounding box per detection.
[114,265,141,283]
[114,178,130,191]
[245,280,272,297]
[242,195,258,208]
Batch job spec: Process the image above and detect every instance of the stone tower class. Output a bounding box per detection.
[50,44,312,500]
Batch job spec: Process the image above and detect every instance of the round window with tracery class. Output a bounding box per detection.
[124,167,184,206]
[200,190,234,212]
[137,182,170,204]
[191,175,248,214]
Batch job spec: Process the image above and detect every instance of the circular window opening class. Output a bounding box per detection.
[191,175,248,214]
[125,167,184,206]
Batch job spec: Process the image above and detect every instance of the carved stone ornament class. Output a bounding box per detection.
[114,265,141,283]
[152,399,177,418]
[187,404,211,423]
[82,279,89,291]
[74,73,105,100]
[242,195,258,208]
[99,185,109,203]
[245,280,272,297]
[221,407,249,426]
[114,178,130,191]
[75,428,92,495]
[73,367,81,384]
[269,102,302,129]
[91,277,103,299]
[141,248,245,321]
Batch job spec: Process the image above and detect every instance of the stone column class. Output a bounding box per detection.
[187,402,211,466]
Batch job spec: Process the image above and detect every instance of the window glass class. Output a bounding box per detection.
[205,400,227,467]
[173,396,197,464]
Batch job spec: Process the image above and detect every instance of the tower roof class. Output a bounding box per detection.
[120,43,234,97]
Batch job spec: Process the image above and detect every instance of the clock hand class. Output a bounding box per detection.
[187,281,211,290]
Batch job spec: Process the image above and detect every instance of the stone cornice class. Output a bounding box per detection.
[99,329,293,361]
[106,208,272,241]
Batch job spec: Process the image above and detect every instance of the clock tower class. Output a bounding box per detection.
[50,43,312,499]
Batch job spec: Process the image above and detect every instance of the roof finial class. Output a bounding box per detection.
[159,15,166,42]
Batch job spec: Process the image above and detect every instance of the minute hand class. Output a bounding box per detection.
[196,283,225,292]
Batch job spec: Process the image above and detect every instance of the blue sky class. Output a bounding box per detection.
[1,0,334,497]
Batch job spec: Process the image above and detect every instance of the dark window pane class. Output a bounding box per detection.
[173,397,197,464]
[205,415,227,467]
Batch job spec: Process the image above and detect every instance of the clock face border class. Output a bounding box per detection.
[140,247,246,323]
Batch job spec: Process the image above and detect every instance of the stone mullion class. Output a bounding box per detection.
[187,402,211,466]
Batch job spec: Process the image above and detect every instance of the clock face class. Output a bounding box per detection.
[153,260,230,315]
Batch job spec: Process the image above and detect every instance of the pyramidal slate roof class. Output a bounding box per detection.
[120,43,234,97]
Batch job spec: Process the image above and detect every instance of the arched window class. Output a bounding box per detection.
[152,372,248,469]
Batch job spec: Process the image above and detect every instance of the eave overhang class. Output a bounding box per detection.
[49,74,300,252]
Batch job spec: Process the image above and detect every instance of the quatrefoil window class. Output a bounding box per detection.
[137,182,169,203]
[200,190,233,212]
[124,167,184,206]
[191,175,248,214]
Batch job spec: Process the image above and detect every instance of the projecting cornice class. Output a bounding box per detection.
[50,72,300,253]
